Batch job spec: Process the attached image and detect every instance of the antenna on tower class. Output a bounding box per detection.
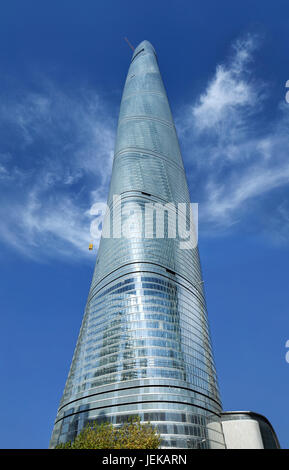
[124,37,135,51]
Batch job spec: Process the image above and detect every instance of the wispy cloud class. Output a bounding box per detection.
[178,33,289,239]
[0,82,115,261]
[192,35,260,135]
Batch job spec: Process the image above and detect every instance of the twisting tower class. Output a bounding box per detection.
[50,40,225,449]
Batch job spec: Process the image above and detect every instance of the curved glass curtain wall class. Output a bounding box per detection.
[50,41,225,449]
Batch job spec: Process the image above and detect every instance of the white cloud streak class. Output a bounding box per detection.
[178,33,289,237]
[192,35,259,133]
[0,83,115,261]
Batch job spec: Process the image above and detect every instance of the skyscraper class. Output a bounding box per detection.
[50,40,226,449]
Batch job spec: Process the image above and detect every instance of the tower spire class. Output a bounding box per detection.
[124,37,135,51]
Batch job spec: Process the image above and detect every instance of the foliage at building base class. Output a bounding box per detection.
[55,416,161,449]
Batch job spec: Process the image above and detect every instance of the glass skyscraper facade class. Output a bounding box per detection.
[50,40,226,449]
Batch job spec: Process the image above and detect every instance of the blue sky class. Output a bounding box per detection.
[0,0,288,448]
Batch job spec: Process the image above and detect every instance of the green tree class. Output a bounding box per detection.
[56,416,161,449]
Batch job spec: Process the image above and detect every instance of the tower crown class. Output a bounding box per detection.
[131,40,156,60]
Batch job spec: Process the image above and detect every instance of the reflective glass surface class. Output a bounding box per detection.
[50,41,225,449]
